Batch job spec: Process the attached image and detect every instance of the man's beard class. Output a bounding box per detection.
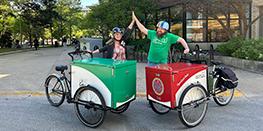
[157,31,166,38]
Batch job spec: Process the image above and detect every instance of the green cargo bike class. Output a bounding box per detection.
[44,51,136,127]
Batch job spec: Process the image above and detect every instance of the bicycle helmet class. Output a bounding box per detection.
[156,21,169,31]
[112,27,122,34]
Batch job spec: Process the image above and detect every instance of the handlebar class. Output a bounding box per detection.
[68,50,93,61]
[180,57,207,64]
[210,61,222,66]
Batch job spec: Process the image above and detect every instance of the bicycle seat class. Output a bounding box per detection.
[55,65,68,72]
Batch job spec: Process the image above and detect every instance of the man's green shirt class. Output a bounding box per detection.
[147,30,180,63]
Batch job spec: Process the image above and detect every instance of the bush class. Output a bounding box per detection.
[232,39,263,61]
[216,37,244,56]
[126,39,150,52]
[216,37,263,61]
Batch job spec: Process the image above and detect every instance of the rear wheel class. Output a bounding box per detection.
[45,75,65,107]
[149,101,170,115]
[74,86,106,128]
[213,78,235,106]
[178,84,208,127]
[110,103,130,114]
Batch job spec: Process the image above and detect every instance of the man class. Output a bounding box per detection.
[132,11,190,66]
[33,38,39,50]
[62,36,67,50]
[92,19,135,60]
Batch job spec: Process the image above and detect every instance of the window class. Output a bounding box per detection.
[208,20,228,42]
[170,22,183,37]
[151,1,252,42]
[170,6,183,37]
[170,6,183,21]
[186,11,204,19]
[186,20,207,42]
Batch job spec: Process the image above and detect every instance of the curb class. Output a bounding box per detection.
[0,90,243,97]
[0,91,147,97]
[0,49,33,56]
[0,47,57,56]
[214,55,263,74]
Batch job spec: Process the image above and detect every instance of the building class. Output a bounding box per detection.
[252,0,263,39]
[137,0,263,49]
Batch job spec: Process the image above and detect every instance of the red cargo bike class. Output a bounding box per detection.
[146,60,238,127]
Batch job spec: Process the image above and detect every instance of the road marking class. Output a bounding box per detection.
[234,89,244,97]
[0,74,10,79]
[0,91,44,96]
[0,89,244,97]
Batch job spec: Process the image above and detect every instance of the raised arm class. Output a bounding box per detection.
[122,20,135,41]
[128,19,135,29]
[177,38,190,54]
[132,11,148,35]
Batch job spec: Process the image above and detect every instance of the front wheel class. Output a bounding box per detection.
[74,86,106,128]
[110,103,130,114]
[213,78,235,106]
[149,101,170,115]
[178,84,208,128]
[45,74,65,107]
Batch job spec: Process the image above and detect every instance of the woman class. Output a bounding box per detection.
[92,20,135,60]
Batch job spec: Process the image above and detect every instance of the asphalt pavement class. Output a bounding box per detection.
[0,47,263,130]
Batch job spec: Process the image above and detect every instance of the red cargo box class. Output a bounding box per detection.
[145,62,208,109]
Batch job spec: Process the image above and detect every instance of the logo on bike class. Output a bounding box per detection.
[152,78,164,96]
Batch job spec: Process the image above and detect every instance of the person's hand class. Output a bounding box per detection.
[184,48,190,54]
[132,11,136,21]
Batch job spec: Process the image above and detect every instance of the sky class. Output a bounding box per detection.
[80,0,99,7]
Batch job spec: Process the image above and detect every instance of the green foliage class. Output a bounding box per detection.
[1,0,157,46]
[216,37,244,56]
[127,38,150,52]
[0,0,16,47]
[0,31,12,48]
[232,39,263,61]
[216,37,263,61]
[84,0,158,38]
[56,0,82,39]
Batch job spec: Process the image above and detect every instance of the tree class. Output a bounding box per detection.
[56,0,82,41]
[84,0,158,39]
[39,0,60,45]
[15,1,43,46]
[0,0,16,48]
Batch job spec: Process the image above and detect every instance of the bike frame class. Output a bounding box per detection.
[58,69,74,103]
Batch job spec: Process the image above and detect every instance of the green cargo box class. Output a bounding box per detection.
[71,58,136,109]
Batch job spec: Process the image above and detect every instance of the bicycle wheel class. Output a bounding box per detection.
[110,103,130,114]
[45,74,65,107]
[149,101,170,115]
[178,84,208,127]
[213,78,235,106]
[74,86,106,128]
